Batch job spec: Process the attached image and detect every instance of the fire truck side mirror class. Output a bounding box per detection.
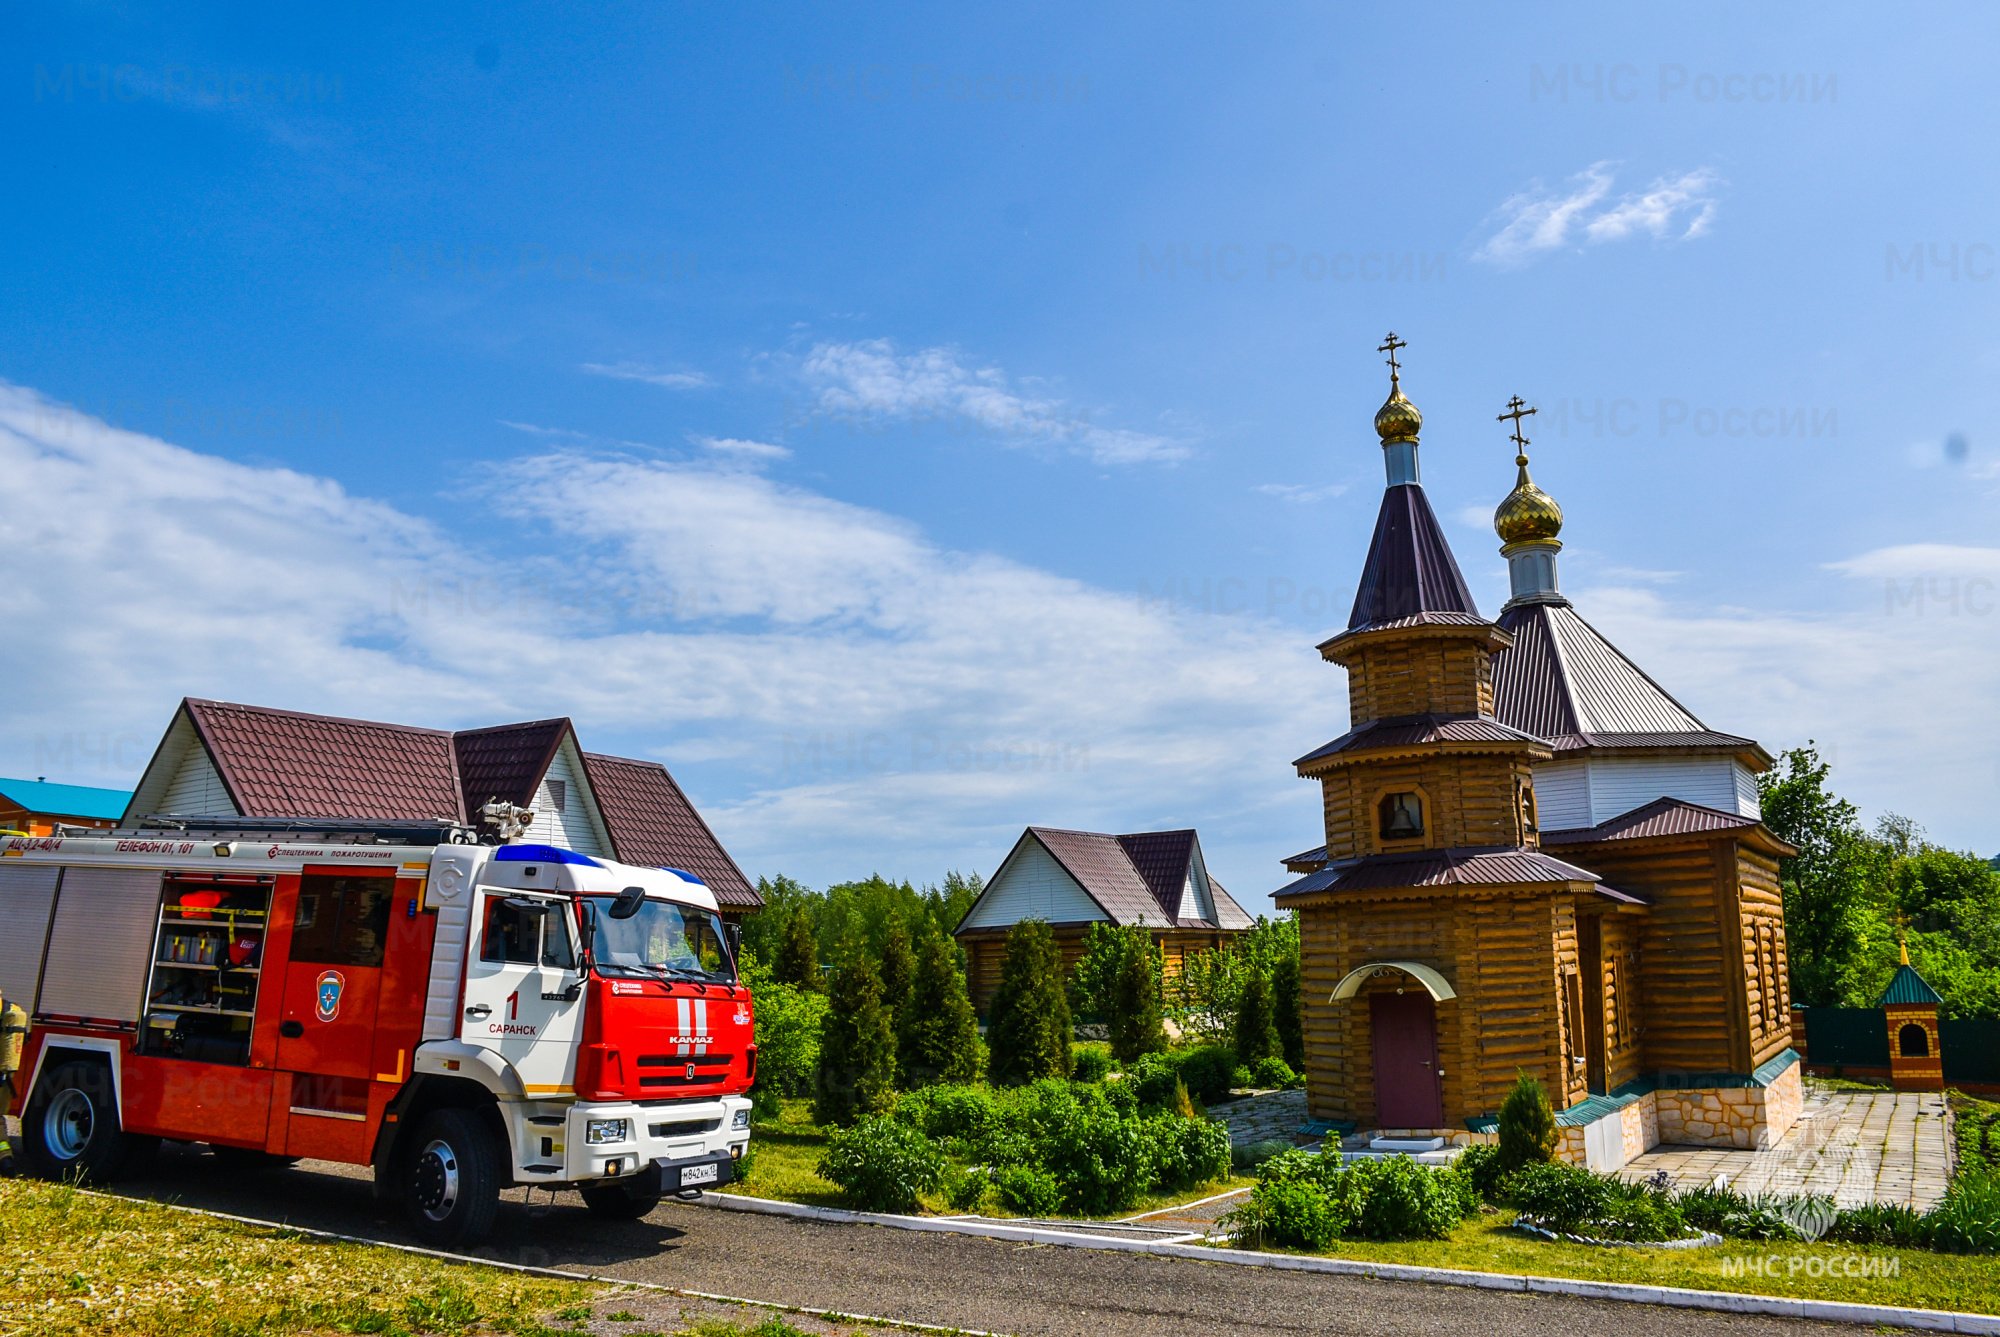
[725,921,742,961]
[608,886,647,921]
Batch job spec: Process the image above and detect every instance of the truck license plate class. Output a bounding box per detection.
[680,1162,719,1186]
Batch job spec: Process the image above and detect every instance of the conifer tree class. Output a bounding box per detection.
[1270,949,1304,1071]
[986,919,1072,1086]
[898,927,980,1086]
[1497,1070,1558,1171]
[1108,930,1165,1063]
[813,942,896,1125]
[1233,966,1279,1063]
[879,922,915,1018]
[774,906,822,992]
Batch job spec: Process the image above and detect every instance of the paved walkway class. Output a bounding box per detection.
[1619,1088,1954,1209]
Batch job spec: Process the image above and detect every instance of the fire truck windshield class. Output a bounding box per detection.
[588,897,735,983]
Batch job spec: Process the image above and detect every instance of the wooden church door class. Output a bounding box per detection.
[1370,991,1442,1128]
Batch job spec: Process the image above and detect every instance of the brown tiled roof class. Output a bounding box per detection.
[1206,879,1258,930]
[1344,485,1481,633]
[1116,830,1197,913]
[454,719,570,818]
[1032,827,1171,927]
[1540,796,1791,856]
[1274,846,1599,903]
[582,753,760,909]
[184,699,461,820]
[1294,713,1549,769]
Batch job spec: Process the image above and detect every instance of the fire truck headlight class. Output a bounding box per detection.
[586,1118,630,1145]
[731,1109,751,1130]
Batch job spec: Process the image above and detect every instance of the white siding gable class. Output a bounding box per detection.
[160,744,235,815]
[1537,754,1756,831]
[960,835,1106,930]
[1178,840,1218,923]
[1533,758,1591,832]
[523,739,613,857]
[1732,761,1762,818]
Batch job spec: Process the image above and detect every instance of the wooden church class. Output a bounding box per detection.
[1276,338,1801,1169]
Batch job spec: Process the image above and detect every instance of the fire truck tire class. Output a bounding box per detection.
[579,1179,663,1220]
[18,1059,156,1184]
[403,1107,504,1247]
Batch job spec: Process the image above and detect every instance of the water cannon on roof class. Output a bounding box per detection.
[478,800,536,842]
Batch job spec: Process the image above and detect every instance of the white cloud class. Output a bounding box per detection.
[1256,482,1348,504]
[694,435,791,461]
[0,382,1321,898]
[581,362,712,390]
[1474,162,1720,267]
[800,338,1190,465]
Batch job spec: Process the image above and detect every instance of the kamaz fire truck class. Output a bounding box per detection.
[0,817,754,1245]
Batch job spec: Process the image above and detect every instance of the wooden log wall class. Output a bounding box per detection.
[1316,754,1537,862]
[1343,636,1496,723]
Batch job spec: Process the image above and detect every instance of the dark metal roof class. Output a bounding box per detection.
[994,826,1253,932]
[582,753,760,908]
[1592,883,1651,906]
[1540,796,1762,846]
[1274,846,1599,902]
[1294,712,1549,768]
[1283,843,1329,872]
[1492,601,1749,753]
[1539,730,1762,754]
[1345,484,1481,632]
[1878,963,1944,1006]
[454,719,571,818]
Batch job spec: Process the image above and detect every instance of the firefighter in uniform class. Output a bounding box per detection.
[0,987,26,1173]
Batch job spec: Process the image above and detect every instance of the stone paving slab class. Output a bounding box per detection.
[1618,1086,1954,1209]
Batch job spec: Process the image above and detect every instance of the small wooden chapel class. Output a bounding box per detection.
[1275,337,1802,1169]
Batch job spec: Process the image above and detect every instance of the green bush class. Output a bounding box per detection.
[1127,1052,1180,1108]
[743,974,829,1099]
[1233,967,1279,1064]
[1496,1071,1558,1173]
[817,1116,946,1213]
[812,945,897,1126]
[993,1164,1063,1216]
[1232,1138,1293,1175]
[1024,1083,1156,1215]
[1829,1201,1927,1247]
[1109,929,1167,1062]
[1251,1056,1296,1089]
[1176,1045,1239,1105]
[1454,1143,1506,1201]
[1146,1114,1232,1192]
[1676,1184,1799,1241]
[890,1083,997,1144]
[1233,1178,1343,1250]
[897,927,981,1088]
[1510,1161,1685,1242]
[1338,1154,1472,1241]
[1071,1045,1113,1084]
[1927,1164,2000,1254]
[943,1165,990,1212]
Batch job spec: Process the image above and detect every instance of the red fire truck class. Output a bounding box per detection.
[0,819,754,1245]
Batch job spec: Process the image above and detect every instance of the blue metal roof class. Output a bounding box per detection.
[0,777,132,822]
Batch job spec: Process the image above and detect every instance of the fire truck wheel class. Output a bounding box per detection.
[19,1059,155,1183]
[403,1108,503,1247]
[579,1179,663,1220]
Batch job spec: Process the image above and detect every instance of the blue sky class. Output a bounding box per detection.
[5,3,1997,901]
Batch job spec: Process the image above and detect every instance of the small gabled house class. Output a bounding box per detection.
[954,826,1255,1011]
[121,698,762,918]
[0,776,132,836]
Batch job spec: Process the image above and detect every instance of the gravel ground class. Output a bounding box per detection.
[89,1145,1879,1337]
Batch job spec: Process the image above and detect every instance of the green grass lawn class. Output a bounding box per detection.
[1220,1210,2000,1317]
[2,1176,592,1337]
[1950,1088,2000,1176]
[735,1097,1252,1218]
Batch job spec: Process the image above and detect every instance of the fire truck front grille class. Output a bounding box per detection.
[649,1117,722,1138]
[635,1053,735,1088]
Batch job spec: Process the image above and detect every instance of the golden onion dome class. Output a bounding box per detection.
[1374,380,1423,443]
[1494,455,1564,544]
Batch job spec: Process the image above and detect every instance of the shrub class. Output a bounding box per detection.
[1232,1138,1294,1175]
[1071,1045,1113,1084]
[1495,1072,1558,1174]
[897,928,981,1088]
[1176,1045,1239,1105]
[817,1116,946,1213]
[1511,1161,1685,1242]
[1829,1201,1926,1248]
[1251,1056,1296,1089]
[1127,1052,1180,1109]
[1171,1076,1201,1121]
[774,907,822,991]
[813,946,897,1126]
[891,1083,997,1144]
[1234,967,1279,1064]
[1109,930,1167,1063]
[1027,1085,1156,1215]
[1454,1143,1506,1202]
[1339,1154,1470,1241]
[943,1165,990,1212]
[986,920,1073,1086]
[1677,1185,1799,1241]
[1232,1178,1343,1250]
[1271,947,1304,1071]
[1927,1164,2000,1254]
[993,1164,1063,1216]
[1147,1114,1232,1192]
[745,976,829,1100]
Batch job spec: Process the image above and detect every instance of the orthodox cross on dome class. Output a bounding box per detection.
[1497,395,1538,462]
[1377,331,1407,385]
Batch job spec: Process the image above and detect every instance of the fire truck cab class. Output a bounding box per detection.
[0,821,754,1245]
